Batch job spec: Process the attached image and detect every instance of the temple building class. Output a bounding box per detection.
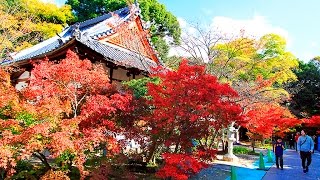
[3,4,161,90]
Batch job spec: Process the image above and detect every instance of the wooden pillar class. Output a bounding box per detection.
[110,67,114,83]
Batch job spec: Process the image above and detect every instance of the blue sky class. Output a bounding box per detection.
[157,0,320,62]
[53,0,320,61]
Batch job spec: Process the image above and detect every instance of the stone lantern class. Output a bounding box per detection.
[223,126,239,162]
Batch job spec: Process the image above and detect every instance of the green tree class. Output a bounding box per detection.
[285,58,320,117]
[210,33,298,119]
[0,0,74,59]
[163,56,183,70]
[66,0,181,61]
[211,34,298,84]
[122,77,159,99]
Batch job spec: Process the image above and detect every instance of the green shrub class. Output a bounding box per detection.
[15,160,34,171]
[258,143,273,150]
[11,160,37,180]
[0,105,12,119]
[233,146,260,156]
[55,150,76,171]
[16,111,36,127]
[233,146,250,154]
[264,138,272,144]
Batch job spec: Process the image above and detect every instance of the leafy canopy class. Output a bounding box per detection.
[211,33,299,84]
[285,59,320,116]
[243,103,299,139]
[0,50,133,178]
[0,0,74,58]
[145,60,243,153]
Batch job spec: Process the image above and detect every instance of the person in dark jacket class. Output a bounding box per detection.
[273,137,285,170]
[288,133,295,149]
[312,135,317,153]
[295,132,300,151]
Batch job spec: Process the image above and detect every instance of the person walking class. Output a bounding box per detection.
[273,137,285,170]
[297,130,314,173]
[295,132,300,151]
[312,135,317,153]
[289,133,295,149]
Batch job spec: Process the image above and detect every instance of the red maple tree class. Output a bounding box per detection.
[303,116,320,133]
[0,50,133,178]
[243,103,300,150]
[24,50,112,118]
[156,153,208,180]
[143,60,242,162]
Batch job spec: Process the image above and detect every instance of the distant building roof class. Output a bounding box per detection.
[2,5,159,73]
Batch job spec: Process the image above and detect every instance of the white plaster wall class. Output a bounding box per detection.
[135,74,146,80]
[113,68,132,81]
[15,71,30,91]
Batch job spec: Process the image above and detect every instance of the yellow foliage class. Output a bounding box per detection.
[0,0,74,58]
[15,41,33,52]
[40,170,70,180]
[212,34,299,85]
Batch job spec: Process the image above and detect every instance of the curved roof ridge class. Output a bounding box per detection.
[77,7,130,29]
[11,28,71,60]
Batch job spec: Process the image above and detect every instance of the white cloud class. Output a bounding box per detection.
[169,16,291,58]
[210,15,290,43]
[294,42,319,62]
[299,52,315,62]
[168,17,199,57]
[168,45,188,57]
[177,17,187,28]
[177,17,198,35]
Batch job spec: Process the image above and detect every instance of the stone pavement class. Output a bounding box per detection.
[194,149,320,180]
[263,149,320,180]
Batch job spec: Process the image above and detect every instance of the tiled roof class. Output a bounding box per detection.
[2,5,159,72]
[9,36,73,63]
[79,37,157,72]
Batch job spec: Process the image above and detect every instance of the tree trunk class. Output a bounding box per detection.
[224,141,228,153]
[33,152,51,171]
[251,139,255,152]
[67,158,73,173]
[174,141,180,153]
[1,168,5,180]
[146,141,158,163]
[221,139,224,152]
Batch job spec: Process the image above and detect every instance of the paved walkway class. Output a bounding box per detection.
[194,149,320,180]
[263,149,320,180]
